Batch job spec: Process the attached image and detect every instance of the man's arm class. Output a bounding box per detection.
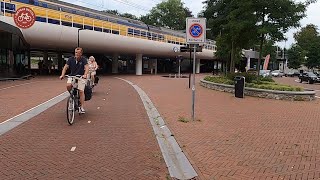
[83,64,89,78]
[60,64,69,79]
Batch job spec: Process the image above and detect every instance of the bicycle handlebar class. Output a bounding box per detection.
[65,75,84,80]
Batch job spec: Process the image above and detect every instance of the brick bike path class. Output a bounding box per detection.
[0,77,66,123]
[122,74,320,179]
[0,76,168,179]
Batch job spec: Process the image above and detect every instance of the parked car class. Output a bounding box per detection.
[293,69,301,76]
[299,72,320,84]
[259,70,271,77]
[285,69,295,77]
[271,70,284,77]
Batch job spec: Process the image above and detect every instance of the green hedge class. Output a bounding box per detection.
[225,73,275,83]
[204,76,234,85]
[204,75,303,92]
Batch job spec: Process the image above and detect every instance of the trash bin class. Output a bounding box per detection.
[234,76,245,98]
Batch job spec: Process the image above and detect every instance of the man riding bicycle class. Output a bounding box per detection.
[60,47,89,113]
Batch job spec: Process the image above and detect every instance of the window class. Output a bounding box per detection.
[94,27,102,32]
[48,19,60,25]
[1,2,16,13]
[36,17,46,22]
[62,21,72,27]
[47,3,58,10]
[84,25,93,30]
[133,29,140,36]
[103,29,110,33]
[112,30,119,35]
[73,23,82,28]
[128,28,133,35]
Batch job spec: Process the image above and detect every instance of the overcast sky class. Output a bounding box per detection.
[61,0,320,49]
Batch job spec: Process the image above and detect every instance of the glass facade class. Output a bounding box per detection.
[0,30,30,77]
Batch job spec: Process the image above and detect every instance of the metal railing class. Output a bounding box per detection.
[2,0,217,51]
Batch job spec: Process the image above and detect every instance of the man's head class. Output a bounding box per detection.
[75,47,83,60]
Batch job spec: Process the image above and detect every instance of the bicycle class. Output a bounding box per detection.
[87,71,95,92]
[65,75,84,125]
[17,13,32,22]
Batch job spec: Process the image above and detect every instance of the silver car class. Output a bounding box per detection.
[271,70,284,77]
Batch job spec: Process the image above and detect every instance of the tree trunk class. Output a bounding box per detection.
[230,41,235,73]
[257,35,264,76]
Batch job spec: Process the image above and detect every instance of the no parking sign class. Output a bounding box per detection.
[186,18,206,44]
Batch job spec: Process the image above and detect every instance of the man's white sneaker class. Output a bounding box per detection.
[80,107,86,114]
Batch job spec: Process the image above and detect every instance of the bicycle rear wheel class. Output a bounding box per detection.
[67,96,75,125]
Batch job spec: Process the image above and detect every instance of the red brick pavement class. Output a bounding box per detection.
[122,74,320,180]
[0,77,66,123]
[0,77,168,179]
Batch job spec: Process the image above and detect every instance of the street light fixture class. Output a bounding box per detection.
[77,28,84,47]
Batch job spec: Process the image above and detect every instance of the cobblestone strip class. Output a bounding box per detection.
[116,77,198,180]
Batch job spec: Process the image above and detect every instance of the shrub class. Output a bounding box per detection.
[225,73,257,83]
[204,76,234,85]
[204,76,303,92]
[259,76,275,82]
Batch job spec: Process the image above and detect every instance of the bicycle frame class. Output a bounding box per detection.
[66,75,83,125]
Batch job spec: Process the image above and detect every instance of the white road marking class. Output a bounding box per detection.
[70,147,76,151]
[0,82,35,91]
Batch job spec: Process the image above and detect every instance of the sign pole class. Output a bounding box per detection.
[189,49,191,88]
[186,17,206,121]
[192,45,196,121]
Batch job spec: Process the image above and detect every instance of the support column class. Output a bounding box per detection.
[196,59,200,74]
[112,53,119,74]
[43,51,48,63]
[135,54,142,75]
[57,52,63,70]
[43,51,48,75]
[155,59,157,75]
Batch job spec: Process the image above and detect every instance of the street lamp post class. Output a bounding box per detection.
[77,28,84,47]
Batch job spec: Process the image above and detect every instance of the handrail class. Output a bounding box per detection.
[8,0,217,51]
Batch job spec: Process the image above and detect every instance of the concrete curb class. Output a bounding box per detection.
[0,92,69,135]
[116,77,198,180]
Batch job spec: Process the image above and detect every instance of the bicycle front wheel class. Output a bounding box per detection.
[67,96,75,125]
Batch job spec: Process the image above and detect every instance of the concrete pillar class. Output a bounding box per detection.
[43,51,48,63]
[135,54,142,75]
[58,52,63,70]
[196,59,200,74]
[155,59,157,75]
[112,53,119,74]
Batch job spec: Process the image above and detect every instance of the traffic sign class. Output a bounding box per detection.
[186,18,206,44]
[14,7,36,29]
[173,47,179,53]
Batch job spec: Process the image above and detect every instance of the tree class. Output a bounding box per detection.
[202,0,257,72]
[287,45,305,69]
[261,39,277,70]
[102,10,120,16]
[140,0,192,30]
[252,0,311,75]
[102,10,139,20]
[121,13,139,20]
[294,24,320,68]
